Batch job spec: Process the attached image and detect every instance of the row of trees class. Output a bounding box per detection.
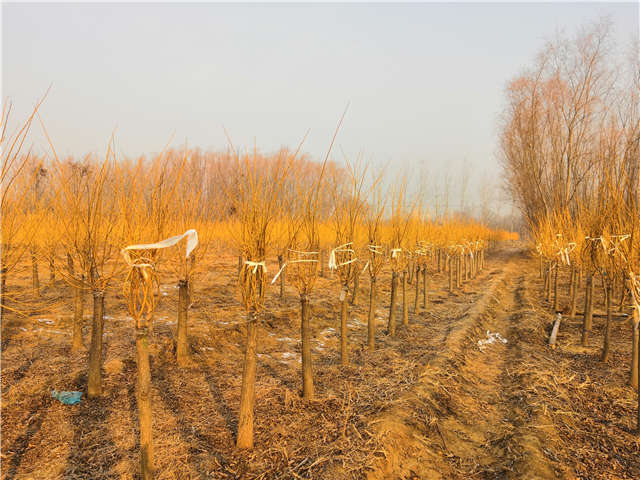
[2,101,516,477]
[500,18,640,427]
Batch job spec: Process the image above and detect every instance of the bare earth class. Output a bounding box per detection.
[2,245,639,479]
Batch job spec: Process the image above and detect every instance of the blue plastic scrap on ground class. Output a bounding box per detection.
[51,390,83,405]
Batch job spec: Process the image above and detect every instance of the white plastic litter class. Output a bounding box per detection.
[478,330,508,351]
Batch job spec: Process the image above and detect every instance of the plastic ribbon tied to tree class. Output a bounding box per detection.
[121,229,198,327]
[361,244,384,275]
[328,242,357,271]
[271,249,318,284]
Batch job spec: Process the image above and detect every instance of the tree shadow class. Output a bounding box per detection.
[62,374,123,478]
[152,357,236,477]
[3,397,50,480]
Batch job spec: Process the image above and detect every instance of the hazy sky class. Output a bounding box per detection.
[2,2,638,211]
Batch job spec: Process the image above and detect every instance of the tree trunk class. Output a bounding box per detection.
[631,308,638,391]
[582,272,593,346]
[463,254,468,281]
[569,267,578,321]
[367,277,376,351]
[618,274,628,313]
[351,271,359,306]
[601,281,613,362]
[553,263,559,312]
[301,294,314,399]
[49,255,55,283]
[237,254,243,275]
[87,291,105,398]
[448,257,453,293]
[387,271,398,336]
[1,267,7,318]
[319,249,325,278]
[539,255,543,278]
[543,262,549,295]
[423,266,428,309]
[413,265,420,314]
[176,279,189,366]
[340,286,349,365]
[456,256,461,288]
[437,249,442,273]
[237,311,258,449]
[278,255,285,300]
[31,251,40,298]
[71,277,85,352]
[136,324,154,480]
[402,271,409,327]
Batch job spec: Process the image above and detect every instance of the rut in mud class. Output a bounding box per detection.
[368,248,639,480]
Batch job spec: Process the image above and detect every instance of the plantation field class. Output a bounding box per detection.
[2,243,638,479]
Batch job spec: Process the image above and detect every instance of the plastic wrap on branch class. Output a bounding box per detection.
[271,249,318,285]
[328,242,357,271]
[244,260,266,275]
[121,229,198,327]
[361,244,384,275]
[121,229,198,267]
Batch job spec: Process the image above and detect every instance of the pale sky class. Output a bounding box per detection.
[2,2,638,215]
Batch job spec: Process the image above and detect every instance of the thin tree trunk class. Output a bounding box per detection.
[545,264,552,302]
[278,255,285,300]
[448,257,453,293]
[237,311,258,449]
[49,255,55,283]
[568,266,574,300]
[31,251,40,298]
[423,266,428,309]
[319,250,325,278]
[87,291,104,398]
[539,256,543,278]
[543,262,549,295]
[176,279,189,366]
[136,323,153,480]
[367,277,376,351]
[582,272,594,346]
[67,252,75,276]
[340,286,349,365]
[237,254,243,275]
[569,267,578,321]
[402,271,408,327]
[553,263,559,312]
[437,249,442,273]
[619,274,628,313]
[1,267,7,318]
[463,254,468,281]
[601,282,613,362]
[71,276,85,351]
[456,256,461,288]
[631,308,638,391]
[387,271,398,336]
[351,271,359,306]
[301,294,314,399]
[413,265,420,313]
